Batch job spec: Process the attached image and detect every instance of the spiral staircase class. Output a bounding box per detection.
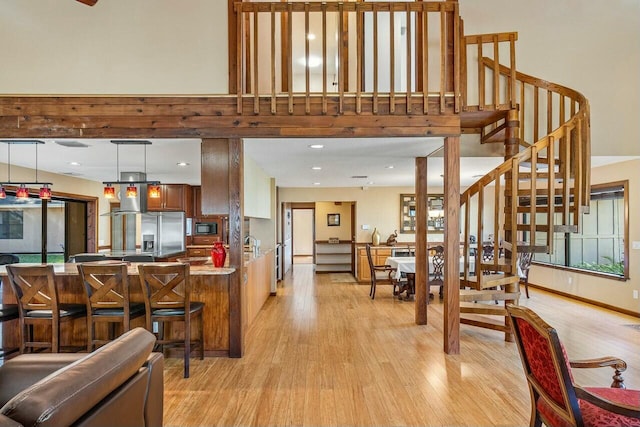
[457,37,591,337]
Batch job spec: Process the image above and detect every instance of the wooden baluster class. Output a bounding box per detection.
[373,5,379,114]
[422,3,429,114]
[477,41,484,110]
[533,87,539,142]
[338,2,344,114]
[356,5,362,114]
[321,3,327,115]
[253,11,259,114]
[236,7,243,114]
[304,3,310,114]
[529,145,538,246]
[453,3,461,113]
[439,3,446,113]
[270,4,276,114]
[547,135,555,253]
[390,7,395,113]
[405,3,412,114]
[493,34,499,109]
[287,3,293,114]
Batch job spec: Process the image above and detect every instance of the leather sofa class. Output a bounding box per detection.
[0,327,163,427]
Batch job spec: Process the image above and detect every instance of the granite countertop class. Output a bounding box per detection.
[101,249,186,259]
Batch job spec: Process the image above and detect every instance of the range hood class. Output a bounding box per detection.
[105,172,149,216]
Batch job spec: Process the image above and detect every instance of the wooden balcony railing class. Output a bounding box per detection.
[233,1,462,116]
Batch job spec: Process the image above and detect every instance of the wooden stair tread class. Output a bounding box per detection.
[459,289,520,302]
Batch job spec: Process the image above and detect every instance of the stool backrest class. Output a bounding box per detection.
[6,265,59,319]
[78,262,130,311]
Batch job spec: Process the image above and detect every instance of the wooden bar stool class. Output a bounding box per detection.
[138,263,204,378]
[78,262,146,351]
[5,265,86,353]
[0,304,19,358]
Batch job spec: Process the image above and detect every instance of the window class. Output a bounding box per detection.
[534,181,629,279]
[0,210,24,239]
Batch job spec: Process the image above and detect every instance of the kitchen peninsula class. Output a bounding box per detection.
[0,249,274,358]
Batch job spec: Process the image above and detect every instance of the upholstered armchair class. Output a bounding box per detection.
[506,304,639,427]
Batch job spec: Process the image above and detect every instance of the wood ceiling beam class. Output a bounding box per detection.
[0,95,462,139]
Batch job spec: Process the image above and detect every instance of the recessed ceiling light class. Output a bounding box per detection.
[308,144,324,149]
[307,33,316,40]
[385,165,394,169]
[69,161,81,166]
[367,181,375,185]
[177,162,190,167]
[311,166,322,170]
[313,182,321,186]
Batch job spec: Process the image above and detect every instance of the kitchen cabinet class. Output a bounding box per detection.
[187,247,211,257]
[192,235,220,245]
[315,240,352,273]
[356,246,392,282]
[147,184,192,215]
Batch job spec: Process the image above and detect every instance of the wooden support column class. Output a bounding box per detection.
[443,136,460,354]
[415,157,428,325]
[201,138,245,357]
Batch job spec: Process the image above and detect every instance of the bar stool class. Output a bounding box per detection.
[0,304,19,358]
[78,262,146,351]
[6,265,86,353]
[138,263,204,378]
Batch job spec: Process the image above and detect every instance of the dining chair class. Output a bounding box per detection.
[138,262,204,378]
[429,245,445,299]
[365,243,397,300]
[78,262,146,351]
[5,264,86,353]
[123,254,156,262]
[506,304,640,427]
[517,250,534,298]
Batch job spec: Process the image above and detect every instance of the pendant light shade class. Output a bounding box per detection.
[126,185,138,198]
[39,184,52,200]
[16,185,29,199]
[148,184,161,199]
[103,184,116,199]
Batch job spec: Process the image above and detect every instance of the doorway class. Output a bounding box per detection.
[292,208,314,264]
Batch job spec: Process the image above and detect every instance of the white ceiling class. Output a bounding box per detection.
[0,137,633,189]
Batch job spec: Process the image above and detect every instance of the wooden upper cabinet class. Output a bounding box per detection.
[147,184,192,215]
[192,185,203,218]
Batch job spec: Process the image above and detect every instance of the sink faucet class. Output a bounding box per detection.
[244,235,259,255]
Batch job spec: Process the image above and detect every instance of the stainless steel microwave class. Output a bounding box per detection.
[195,222,218,235]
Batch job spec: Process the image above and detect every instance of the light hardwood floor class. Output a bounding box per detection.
[163,264,640,426]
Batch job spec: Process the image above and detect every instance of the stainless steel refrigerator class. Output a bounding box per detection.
[140,212,185,255]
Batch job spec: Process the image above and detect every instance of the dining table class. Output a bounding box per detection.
[385,256,476,281]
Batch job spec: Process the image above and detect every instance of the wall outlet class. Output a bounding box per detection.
[633,290,639,300]
[567,276,573,285]
[361,224,370,230]
[632,241,640,250]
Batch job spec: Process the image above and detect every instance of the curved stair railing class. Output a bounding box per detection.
[459,33,591,337]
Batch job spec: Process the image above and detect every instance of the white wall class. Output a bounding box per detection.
[529,159,640,313]
[459,0,640,157]
[292,209,314,256]
[0,0,228,94]
[244,155,272,219]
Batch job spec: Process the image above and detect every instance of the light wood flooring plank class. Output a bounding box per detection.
[163,264,640,426]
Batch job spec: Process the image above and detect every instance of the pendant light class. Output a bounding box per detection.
[102,140,160,198]
[0,140,53,200]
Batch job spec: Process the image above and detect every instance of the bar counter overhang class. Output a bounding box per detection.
[0,262,237,357]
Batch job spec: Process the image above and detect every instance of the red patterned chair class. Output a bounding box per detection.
[506,304,640,427]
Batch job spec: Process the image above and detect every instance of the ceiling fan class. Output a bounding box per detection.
[76,0,98,5]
